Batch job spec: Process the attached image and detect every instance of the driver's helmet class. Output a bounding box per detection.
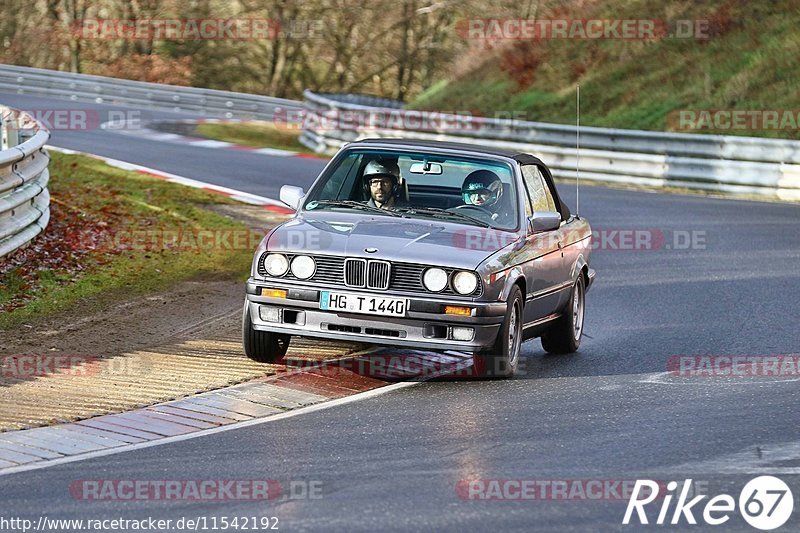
[362,159,400,195]
[462,170,502,207]
[363,159,400,182]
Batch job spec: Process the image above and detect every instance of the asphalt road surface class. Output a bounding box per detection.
[2,92,799,532]
[0,92,322,199]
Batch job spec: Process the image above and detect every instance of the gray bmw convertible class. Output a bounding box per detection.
[243,139,595,378]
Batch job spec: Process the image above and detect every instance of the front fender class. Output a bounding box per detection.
[570,253,588,282]
[499,266,526,302]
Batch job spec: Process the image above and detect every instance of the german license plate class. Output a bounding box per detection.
[320,291,407,317]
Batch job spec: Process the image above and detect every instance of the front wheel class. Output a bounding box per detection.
[242,301,290,363]
[541,275,585,354]
[472,285,523,378]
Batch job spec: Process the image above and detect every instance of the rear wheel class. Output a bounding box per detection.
[473,285,523,378]
[541,275,585,354]
[242,301,290,363]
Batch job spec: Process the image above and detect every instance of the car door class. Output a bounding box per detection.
[518,164,565,324]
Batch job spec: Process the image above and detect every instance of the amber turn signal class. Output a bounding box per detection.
[444,306,473,316]
[261,288,288,299]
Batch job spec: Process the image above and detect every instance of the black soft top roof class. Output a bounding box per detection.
[347,137,571,220]
[349,138,547,165]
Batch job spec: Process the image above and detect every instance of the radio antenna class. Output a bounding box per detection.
[576,85,581,217]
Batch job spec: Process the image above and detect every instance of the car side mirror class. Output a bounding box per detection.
[280,185,305,210]
[528,211,561,233]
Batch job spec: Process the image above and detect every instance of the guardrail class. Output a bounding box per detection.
[2,66,797,201]
[0,105,51,259]
[299,91,800,201]
[0,64,302,120]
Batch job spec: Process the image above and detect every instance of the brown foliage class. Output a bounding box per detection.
[704,5,739,40]
[500,42,543,91]
[0,179,123,312]
[86,53,193,86]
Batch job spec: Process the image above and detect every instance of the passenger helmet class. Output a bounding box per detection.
[462,169,502,207]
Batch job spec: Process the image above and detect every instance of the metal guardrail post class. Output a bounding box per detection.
[4,110,19,148]
[0,103,51,259]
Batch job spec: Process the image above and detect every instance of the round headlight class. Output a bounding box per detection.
[291,255,316,279]
[264,253,289,277]
[423,268,448,292]
[453,271,479,295]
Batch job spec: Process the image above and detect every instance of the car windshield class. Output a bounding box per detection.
[303,149,519,230]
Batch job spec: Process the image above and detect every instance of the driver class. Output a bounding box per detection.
[363,158,406,209]
[461,170,505,220]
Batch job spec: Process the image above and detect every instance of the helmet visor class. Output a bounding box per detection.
[463,187,493,205]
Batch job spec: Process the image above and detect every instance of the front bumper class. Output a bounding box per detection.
[245,278,507,353]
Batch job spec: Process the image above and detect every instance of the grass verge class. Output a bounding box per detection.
[0,151,256,330]
[195,121,316,154]
[411,0,800,140]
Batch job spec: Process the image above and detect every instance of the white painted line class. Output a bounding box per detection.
[640,372,800,386]
[45,145,291,209]
[0,381,418,477]
[187,139,234,148]
[98,119,308,159]
[254,147,297,157]
[229,194,269,206]
[148,132,183,141]
[47,147,79,155]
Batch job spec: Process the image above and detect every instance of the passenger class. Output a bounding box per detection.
[461,169,506,221]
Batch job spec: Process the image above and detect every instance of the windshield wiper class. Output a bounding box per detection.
[311,200,405,217]
[393,207,492,228]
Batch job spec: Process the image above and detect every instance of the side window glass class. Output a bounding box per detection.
[541,175,557,212]
[320,153,361,200]
[522,165,549,212]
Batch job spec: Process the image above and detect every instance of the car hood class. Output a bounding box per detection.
[267,212,520,270]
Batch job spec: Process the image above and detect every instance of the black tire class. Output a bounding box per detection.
[473,285,523,379]
[242,301,290,363]
[541,275,585,354]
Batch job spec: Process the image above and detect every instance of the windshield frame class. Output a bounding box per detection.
[301,145,523,232]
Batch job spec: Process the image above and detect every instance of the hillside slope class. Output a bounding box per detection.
[411,0,800,139]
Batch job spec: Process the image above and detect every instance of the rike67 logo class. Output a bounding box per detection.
[623,477,794,530]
